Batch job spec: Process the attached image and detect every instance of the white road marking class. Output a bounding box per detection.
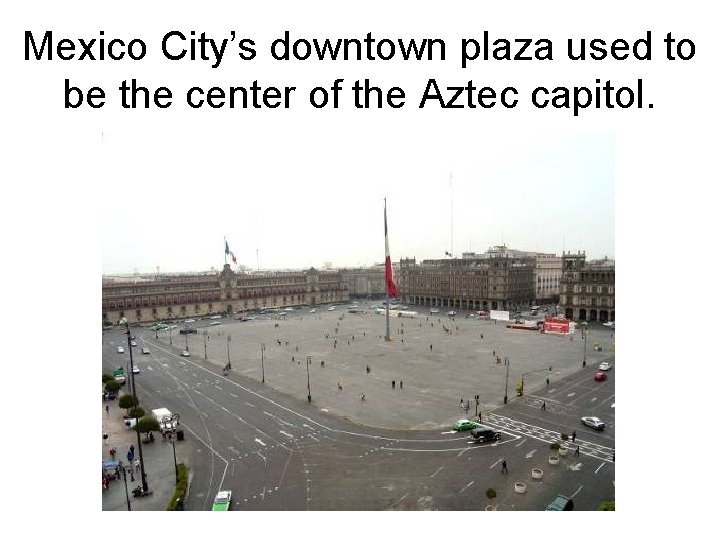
[229,393,238,398]
[611,403,615,408]
[570,485,583,498]
[525,449,536,459]
[441,431,455,434]
[548,389,555,393]
[245,402,255,407]
[279,430,294,438]
[255,438,266,447]
[430,466,444,478]
[302,424,316,431]
[459,480,474,493]
[490,458,503,469]
[569,463,583,471]
[595,462,606,474]
[567,392,576,397]
[515,439,526,447]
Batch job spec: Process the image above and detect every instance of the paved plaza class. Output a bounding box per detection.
[155,306,614,430]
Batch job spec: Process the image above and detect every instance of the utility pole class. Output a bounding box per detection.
[123,319,148,493]
[261,343,266,384]
[504,357,510,404]
[306,356,312,403]
[226,335,231,369]
[203,329,207,359]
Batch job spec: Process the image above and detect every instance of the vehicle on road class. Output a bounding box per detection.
[184,319,196,323]
[210,315,222,320]
[181,350,190,357]
[212,490,232,511]
[581,416,605,430]
[594,371,608,381]
[130,340,137,347]
[132,365,140,374]
[429,308,439,314]
[152,407,179,433]
[113,367,126,384]
[141,347,150,355]
[328,306,336,311]
[447,311,456,317]
[210,321,221,326]
[309,309,316,313]
[603,321,615,328]
[452,419,479,432]
[598,361,612,371]
[179,327,198,334]
[546,495,574,511]
[470,426,501,442]
[117,346,125,354]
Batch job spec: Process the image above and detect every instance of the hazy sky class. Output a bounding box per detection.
[102,133,613,274]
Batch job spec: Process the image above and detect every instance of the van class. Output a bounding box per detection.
[545,495,574,511]
[470,426,501,442]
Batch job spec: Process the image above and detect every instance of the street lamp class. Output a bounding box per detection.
[172,440,178,482]
[121,318,149,493]
[582,326,587,368]
[226,335,231,370]
[203,329,208,360]
[504,357,510,404]
[184,330,189,352]
[169,327,173,346]
[306,356,312,403]
[121,464,132,511]
[261,344,266,384]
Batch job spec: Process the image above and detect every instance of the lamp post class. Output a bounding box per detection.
[203,329,208,360]
[184,330,189,352]
[504,357,510,404]
[121,464,132,511]
[169,327,173,346]
[261,344,266,384]
[226,335,231,369]
[306,356,312,403]
[582,326,587,368]
[122,319,149,493]
[172,440,178,482]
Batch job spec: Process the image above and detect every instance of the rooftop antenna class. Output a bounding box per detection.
[450,172,454,257]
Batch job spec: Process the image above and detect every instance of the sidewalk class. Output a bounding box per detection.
[101,398,194,511]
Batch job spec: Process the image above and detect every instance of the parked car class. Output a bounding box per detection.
[212,490,232,511]
[429,308,439,314]
[594,371,607,381]
[581,416,605,430]
[181,350,190,357]
[117,346,125,354]
[141,347,150,355]
[470,426,501,442]
[447,311,456,317]
[184,319,196,323]
[210,315,222,320]
[179,328,198,334]
[132,365,140,374]
[130,340,137,347]
[546,495,574,511]
[452,419,479,432]
[210,321,221,326]
[598,361,612,371]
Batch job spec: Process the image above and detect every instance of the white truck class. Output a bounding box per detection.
[152,407,179,433]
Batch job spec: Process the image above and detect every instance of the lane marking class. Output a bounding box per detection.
[245,402,255,407]
[525,449,536,459]
[515,439,526,447]
[430,466,444,478]
[595,462,606,474]
[590,397,597,402]
[459,480,474,493]
[490,458,503,469]
[255,438,266,447]
[570,484,583,498]
[279,430,294,439]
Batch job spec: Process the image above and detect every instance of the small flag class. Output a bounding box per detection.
[384,200,398,298]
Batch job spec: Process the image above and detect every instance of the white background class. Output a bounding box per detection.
[1,0,718,533]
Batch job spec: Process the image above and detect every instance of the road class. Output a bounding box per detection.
[103,318,614,510]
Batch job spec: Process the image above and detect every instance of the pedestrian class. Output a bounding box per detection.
[399,380,403,390]
[478,411,482,423]
[501,460,508,474]
[571,431,576,443]
[360,393,365,402]
[575,445,580,457]
[430,344,433,351]
[541,401,546,411]
[338,382,342,391]
[366,365,370,374]
[612,449,615,462]
[546,377,550,386]
[162,430,167,440]
[392,380,396,389]
[105,405,109,414]
[460,398,464,407]
[493,350,496,356]
[480,334,483,339]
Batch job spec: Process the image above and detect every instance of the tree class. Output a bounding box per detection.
[549,442,561,452]
[128,406,145,419]
[485,488,497,509]
[118,394,138,415]
[597,500,615,511]
[138,416,160,440]
[102,373,114,384]
[104,380,121,395]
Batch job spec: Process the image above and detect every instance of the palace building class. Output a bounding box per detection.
[102,264,348,324]
[559,252,615,322]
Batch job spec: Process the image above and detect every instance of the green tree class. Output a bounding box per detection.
[118,394,138,415]
[104,380,121,395]
[597,500,615,511]
[485,488,497,509]
[102,373,114,384]
[138,416,160,440]
[129,406,145,418]
[549,442,561,452]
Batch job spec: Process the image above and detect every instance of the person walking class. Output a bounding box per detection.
[105,405,109,415]
[501,460,508,474]
[575,445,581,457]
[430,344,433,352]
[392,380,396,389]
[541,401,546,411]
[571,431,576,443]
[399,380,403,390]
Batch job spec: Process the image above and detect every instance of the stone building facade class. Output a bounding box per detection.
[341,265,387,299]
[559,252,615,322]
[102,265,348,324]
[397,254,535,311]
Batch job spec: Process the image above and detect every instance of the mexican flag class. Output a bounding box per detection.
[225,239,237,264]
[384,200,398,298]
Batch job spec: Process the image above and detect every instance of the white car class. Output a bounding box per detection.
[429,308,439,314]
[117,346,125,353]
[141,347,150,355]
[181,350,190,357]
[130,340,137,347]
[184,319,196,323]
[598,361,612,371]
[327,306,336,311]
[581,416,605,430]
[309,309,316,313]
[603,321,615,328]
[132,365,140,374]
[210,321,221,326]
[210,315,222,320]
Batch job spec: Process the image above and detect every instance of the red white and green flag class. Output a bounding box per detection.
[225,239,237,264]
[384,200,398,298]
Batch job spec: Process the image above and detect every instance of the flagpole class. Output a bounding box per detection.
[385,199,391,342]
[224,237,227,265]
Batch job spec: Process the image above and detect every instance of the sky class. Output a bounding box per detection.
[102,133,613,274]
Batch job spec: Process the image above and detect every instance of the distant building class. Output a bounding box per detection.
[102,264,348,324]
[559,252,615,322]
[397,252,535,311]
[342,265,387,299]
